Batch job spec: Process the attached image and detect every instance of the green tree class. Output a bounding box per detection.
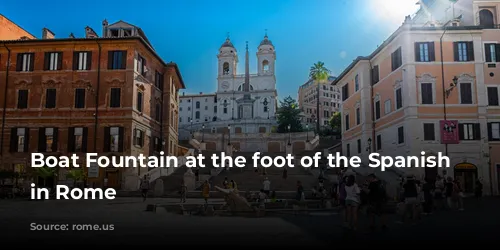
[309,61,331,133]
[329,112,341,133]
[35,167,56,188]
[66,168,85,188]
[276,96,303,133]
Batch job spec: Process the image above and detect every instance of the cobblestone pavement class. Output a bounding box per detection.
[0,197,498,246]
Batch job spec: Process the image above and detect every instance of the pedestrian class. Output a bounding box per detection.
[296,181,304,201]
[223,177,229,189]
[282,167,288,180]
[400,175,419,224]
[263,177,271,195]
[454,179,464,211]
[195,169,199,182]
[445,176,455,210]
[344,175,360,231]
[475,178,483,199]
[365,174,388,231]
[434,175,445,210]
[338,175,348,227]
[202,180,210,204]
[422,178,434,215]
[180,180,187,203]
[140,176,150,202]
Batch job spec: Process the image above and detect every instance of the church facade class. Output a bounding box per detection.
[179,35,278,140]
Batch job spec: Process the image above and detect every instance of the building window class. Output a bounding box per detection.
[223,62,229,75]
[342,84,349,101]
[488,122,500,141]
[204,106,208,111]
[397,126,405,144]
[395,87,402,110]
[372,65,379,84]
[454,42,474,62]
[74,88,85,108]
[136,91,143,112]
[68,127,87,152]
[421,83,434,104]
[45,89,56,109]
[485,43,500,62]
[487,86,499,106]
[423,123,435,141]
[479,9,495,28]
[105,127,123,152]
[459,82,473,104]
[110,88,121,108]
[137,55,147,76]
[155,71,164,90]
[195,111,200,119]
[384,99,391,114]
[375,100,381,120]
[357,139,361,154]
[415,42,435,62]
[196,101,200,109]
[16,53,34,72]
[355,107,360,125]
[188,107,191,111]
[391,47,402,71]
[133,129,144,147]
[345,114,350,130]
[10,128,29,153]
[155,103,161,121]
[108,51,127,70]
[346,144,350,157]
[38,127,58,152]
[44,52,63,71]
[354,74,359,92]
[459,123,480,140]
[376,134,382,151]
[17,90,28,109]
[214,106,218,113]
[73,51,91,70]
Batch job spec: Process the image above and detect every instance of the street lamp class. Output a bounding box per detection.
[445,76,458,98]
[287,124,291,145]
[366,138,372,154]
[162,139,166,152]
[263,99,269,119]
[227,124,231,145]
[202,124,205,142]
[306,124,309,142]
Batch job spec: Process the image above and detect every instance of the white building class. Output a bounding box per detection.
[179,35,278,140]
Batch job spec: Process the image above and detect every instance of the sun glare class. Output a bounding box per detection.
[370,0,421,25]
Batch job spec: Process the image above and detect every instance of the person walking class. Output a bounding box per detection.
[282,168,288,180]
[401,175,419,224]
[263,177,271,195]
[180,180,187,203]
[202,180,210,205]
[475,178,483,199]
[344,175,360,231]
[365,174,388,231]
[140,176,150,202]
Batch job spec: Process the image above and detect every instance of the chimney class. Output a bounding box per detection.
[42,28,55,39]
[85,26,98,38]
[102,19,108,37]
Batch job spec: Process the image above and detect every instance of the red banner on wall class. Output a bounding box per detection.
[440,120,459,144]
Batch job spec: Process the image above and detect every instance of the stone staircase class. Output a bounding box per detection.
[209,151,321,191]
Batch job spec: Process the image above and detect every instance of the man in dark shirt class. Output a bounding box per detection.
[365,174,387,231]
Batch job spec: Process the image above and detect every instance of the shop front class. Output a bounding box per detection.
[454,162,478,193]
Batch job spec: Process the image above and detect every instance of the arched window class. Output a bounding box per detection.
[223,100,228,114]
[262,60,269,72]
[479,9,495,28]
[196,101,200,109]
[237,84,254,91]
[223,62,229,75]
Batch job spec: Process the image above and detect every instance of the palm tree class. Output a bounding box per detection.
[309,62,331,133]
[66,168,85,188]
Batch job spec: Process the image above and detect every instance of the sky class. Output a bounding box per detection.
[1,0,419,99]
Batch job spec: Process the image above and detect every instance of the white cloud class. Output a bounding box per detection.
[339,51,347,59]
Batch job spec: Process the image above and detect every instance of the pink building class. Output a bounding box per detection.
[334,0,500,196]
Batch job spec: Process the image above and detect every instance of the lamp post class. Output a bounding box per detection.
[366,138,372,154]
[201,124,205,142]
[306,124,309,142]
[287,124,291,145]
[263,99,269,119]
[227,124,231,145]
